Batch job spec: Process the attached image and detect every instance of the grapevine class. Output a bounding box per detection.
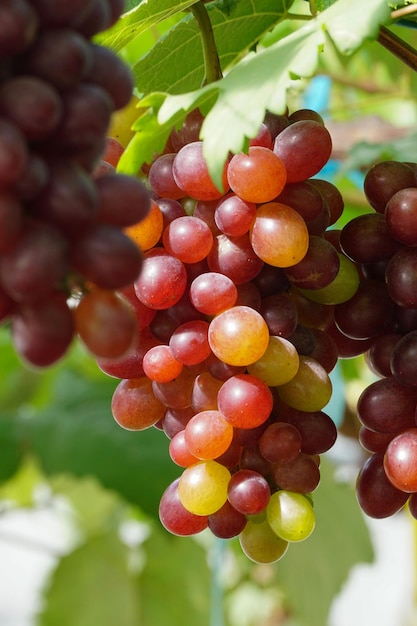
[2,0,417,577]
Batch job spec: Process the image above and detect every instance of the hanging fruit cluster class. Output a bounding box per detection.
[0,0,150,367]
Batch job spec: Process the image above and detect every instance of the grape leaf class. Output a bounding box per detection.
[20,367,179,519]
[133,0,292,95]
[120,0,391,187]
[97,0,199,51]
[272,458,374,626]
[37,533,141,626]
[139,529,211,625]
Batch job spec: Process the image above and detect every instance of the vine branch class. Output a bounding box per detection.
[190,1,223,85]
[377,24,417,72]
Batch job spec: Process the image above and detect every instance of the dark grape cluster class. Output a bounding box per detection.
[103,108,346,563]
[336,161,417,520]
[0,0,150,367]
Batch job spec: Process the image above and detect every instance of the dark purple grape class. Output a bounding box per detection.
[14,152,49,201]
[0,118,28,188]
[0,0,38,56]
[73,0,112,37]
[385,187,417,246]
[0,76,62,141]
[390,331,417,387]
[275,182,324,222]
[309,178,344,225]
[29,0,96,26]
[273,120,332,183]
[363,161,417,213]
[170,109,204,152]
[18,28,92,90]
[70,223,143,290]
[284,235,340,290]
[208,500,247,539]
[358,426,394,453]
[0,192,23,252]
[287,324,316,355]
[259,421,302,464]
[357,377,417,434]
[385,247,417,308]
[0,219,69,302]
[11,292,74,367]
[31,159,98,236]
[252,264,290,297]
[260,294,298,338]
[84,43,134,110]
[340,212,400,264]
[270,452,320,494]
[365,333,402,378]
[279,407,337,455]
[356,452,408,518]
[334,279,394,340]
[262,110,290,140]
[393,306,417,334]
[95,173,151,228]
[227,469,270,515]
[51,82,113,152]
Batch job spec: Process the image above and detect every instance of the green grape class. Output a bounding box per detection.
[247,335,299,386]
[178,460,231,515]
[277,355,332,412]
[239,518,289,564]
[267,490,315,542]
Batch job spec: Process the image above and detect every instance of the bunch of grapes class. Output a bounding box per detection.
[0,0,150,367]
[104,108,349,564]
[336,160,417,520]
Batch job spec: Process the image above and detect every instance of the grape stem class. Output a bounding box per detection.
[377,25,417,72]
[190,1,223,85]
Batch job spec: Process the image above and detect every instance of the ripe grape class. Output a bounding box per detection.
[227,146,286,203]
[267,490,315,542]
[178,460,231,516]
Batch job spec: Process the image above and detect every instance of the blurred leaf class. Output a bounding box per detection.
[97,0,198,51]
[0,419,26,488]
[273,458,373,626]
[140,528,211,625]
[23,368,179,519]
[37,532,140,626]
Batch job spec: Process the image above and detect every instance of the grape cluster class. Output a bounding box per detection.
[106,109,344,564]
[336,161,417,520]
[0,0,150,367]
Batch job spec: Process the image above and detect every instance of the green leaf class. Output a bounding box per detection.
[272,458,374,626]
[0,418,25,485]
[97,0,198,52]
[139,529,211,625]
[124,0,391,188]
[134,0,292,95]
[37,533,141,626]
[20,367,178,519]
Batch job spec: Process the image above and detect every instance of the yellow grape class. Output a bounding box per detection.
[250,202,309,267]
[277,355,332,412]
[247,335,299,386]
[208,305,269,366]
[239,518,289,564]
[267,490,315,542]
[124,199,163,251]
[178,460,231,515]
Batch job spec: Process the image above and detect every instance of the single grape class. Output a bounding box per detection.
[273,120,332,183]
[247,335,299,386]
[74,289,136,359]
[111,376,166,430]
[357,377,417,434]
[178,460,231,516]
[134,248,187,310]
[208,500,247,539]
[356,452,408,518]
[277,356,332,412]
[258,422,302,464]
[208,306,269,367]
[185,410,234,460]
[227,146,286,203]
[142,344,183,383]
[217,373,273,429]
[172,141,229,201]
[390,331,417,387]
[162,216,213,264]
[159,478,208,536]
[227,469,271,515]
[239,518,289,564]
[250,202,309,268]
[267,490,315,542]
